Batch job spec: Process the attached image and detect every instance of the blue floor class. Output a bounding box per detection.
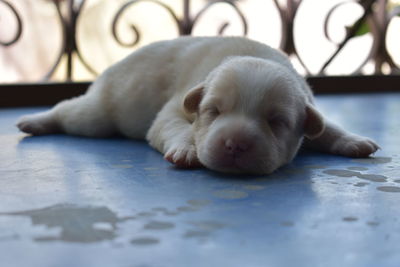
[1,93,400,267]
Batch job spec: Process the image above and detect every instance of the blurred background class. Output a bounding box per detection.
[0,0,399,83]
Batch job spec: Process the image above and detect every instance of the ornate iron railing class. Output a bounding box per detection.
[1,0,399,82]
[0,0,22,47]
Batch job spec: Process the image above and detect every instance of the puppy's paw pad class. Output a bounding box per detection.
[334,135,380,158]
[164,144,202,168]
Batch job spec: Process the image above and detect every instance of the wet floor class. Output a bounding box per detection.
[1,93,400,267]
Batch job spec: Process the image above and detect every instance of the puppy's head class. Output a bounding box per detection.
[183,57,324,174]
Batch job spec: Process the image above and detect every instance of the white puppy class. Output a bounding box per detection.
[17,36,379,174]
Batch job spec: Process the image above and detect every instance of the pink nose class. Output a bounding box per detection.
[224,138,251,157]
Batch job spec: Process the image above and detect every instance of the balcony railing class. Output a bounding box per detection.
[0,0,399,106]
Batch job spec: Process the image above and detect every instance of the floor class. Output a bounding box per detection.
[1,93,400,267]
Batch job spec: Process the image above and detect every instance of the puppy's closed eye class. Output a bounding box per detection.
[203,106,221,120]
[208,107,221,117]
[267,114,289,134]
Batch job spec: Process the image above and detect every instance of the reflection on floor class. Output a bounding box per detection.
[1,93,400,267]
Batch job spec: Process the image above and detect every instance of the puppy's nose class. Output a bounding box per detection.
[224,138,251,156]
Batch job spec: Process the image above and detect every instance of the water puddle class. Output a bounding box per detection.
[144,221,175,230]
[376,186,400,193]
[0,204,133,243]
[323,169,387,183]
[130,237,160,246]
[351,157,392,164]
[342,216,358,222]
[212,189,248,200]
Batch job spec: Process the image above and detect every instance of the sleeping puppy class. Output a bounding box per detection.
[16,36,379,174]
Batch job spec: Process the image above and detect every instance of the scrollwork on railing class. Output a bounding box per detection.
[321,0,376,74]
[45,0,97,81]
[112,0,247,49]
[322,0,399,74]
[1,0,400,82]
[112,0,181,48]
[0,0,22,46]
[191,0,248,36]
[272,0,310,74]
[367,0,400,74]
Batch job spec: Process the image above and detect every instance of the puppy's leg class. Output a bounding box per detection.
[17,93,115,137]
[146,99,201,168]
[304,121,379,157]
[17,109,60,136]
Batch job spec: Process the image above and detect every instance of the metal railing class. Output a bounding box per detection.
[1,0,400,80]
[0,0,399,107]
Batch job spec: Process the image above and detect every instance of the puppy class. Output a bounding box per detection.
[17,36,379,174]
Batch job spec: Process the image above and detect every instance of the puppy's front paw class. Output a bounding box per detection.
[164,143,202,168]
[332,135,380,158]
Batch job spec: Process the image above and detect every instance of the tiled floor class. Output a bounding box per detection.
[1,93,400,267]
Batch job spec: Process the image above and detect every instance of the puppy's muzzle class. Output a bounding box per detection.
[224,137,253,158]
[211,118,260,168]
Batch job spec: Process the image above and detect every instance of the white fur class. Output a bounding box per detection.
[16,36,379,174]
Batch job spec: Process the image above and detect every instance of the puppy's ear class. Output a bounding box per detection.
[304,104,325,139]
[183,83,204,113]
